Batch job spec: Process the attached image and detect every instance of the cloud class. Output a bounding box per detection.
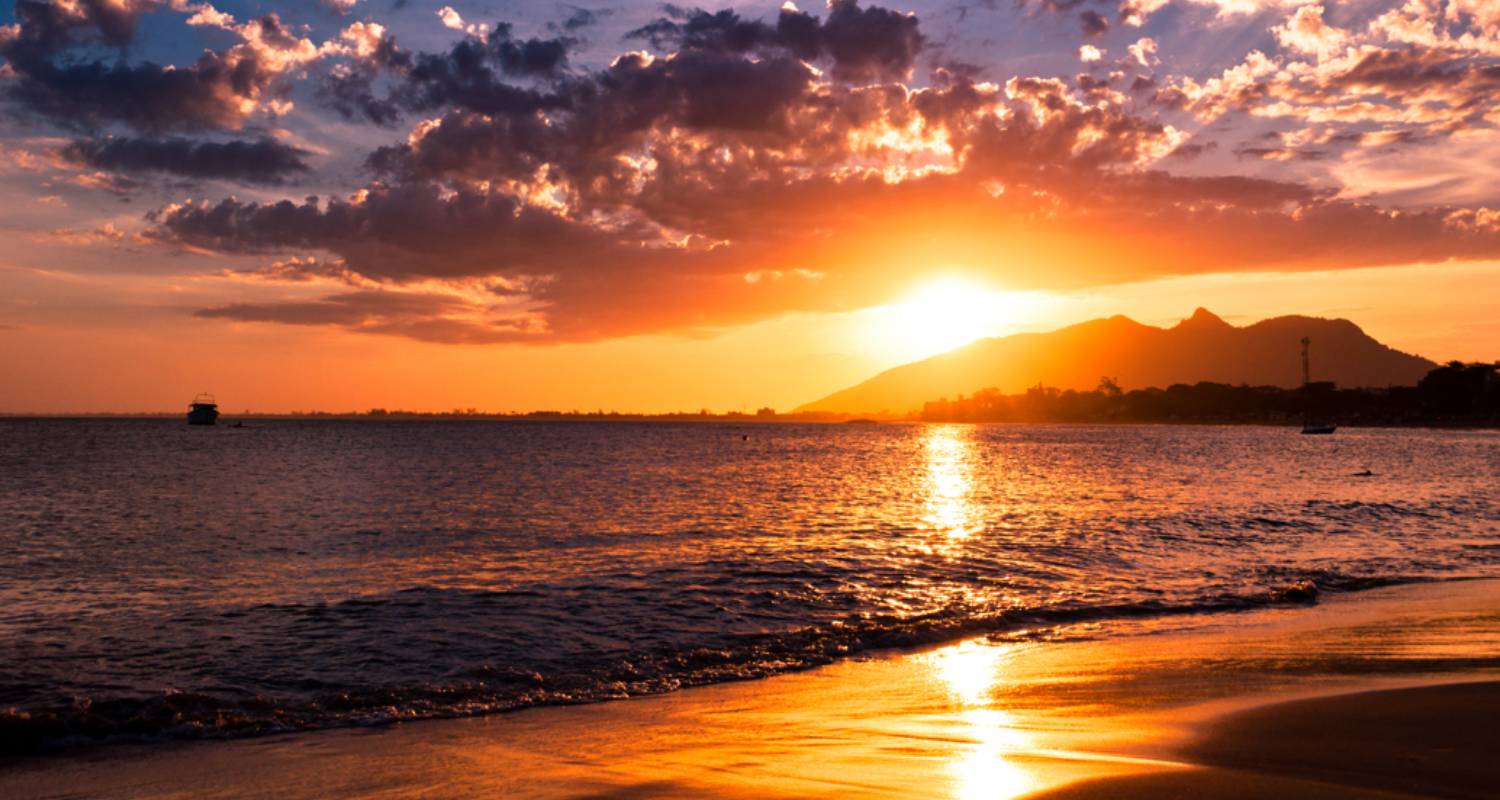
[213,256,377,286]
[195,288,542,343]
[0,0,158,61]
[320,20,575,124]
[1165,140,1218,159]
[1120,0,1172,27]
[557,7,609,31]
[1155,0,1500,147]
[436,6,490,39]
[627,1,926,84]
[1,6,342,132]
[323,0,363,15]
[0,142,52,172]
[1128,38,1157,68]
[1079,10,1109,39]
[57,137,312,184]
[44,222,127,244]
[67,171,141,195]
[75,0,1500,346]
[1273,5,1347,60]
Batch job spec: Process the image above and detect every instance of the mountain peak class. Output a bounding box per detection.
[794,309,1438,414]
[1176,308,1232,329]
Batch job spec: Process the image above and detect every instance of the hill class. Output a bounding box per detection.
[796,309,1437,415]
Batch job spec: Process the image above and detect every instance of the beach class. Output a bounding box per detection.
[4,577,1497,799]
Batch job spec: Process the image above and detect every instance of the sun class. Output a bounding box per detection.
[882,279,1016,359]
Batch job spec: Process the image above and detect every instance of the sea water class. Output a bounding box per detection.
[1,420,1497,749]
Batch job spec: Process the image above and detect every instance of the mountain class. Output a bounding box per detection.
[797,309,1438,415]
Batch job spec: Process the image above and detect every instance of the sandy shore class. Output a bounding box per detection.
[1035,680,1500,799]
[3,579,1499,799]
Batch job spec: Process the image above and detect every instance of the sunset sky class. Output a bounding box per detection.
[2,0,1498,413]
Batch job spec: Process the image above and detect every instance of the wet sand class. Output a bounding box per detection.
[4,579,1499,799]
[1037,681,1500,799]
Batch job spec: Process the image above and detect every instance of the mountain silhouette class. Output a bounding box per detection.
[797,309,1437,414]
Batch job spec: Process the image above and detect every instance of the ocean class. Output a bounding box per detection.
[2,419,1497,751]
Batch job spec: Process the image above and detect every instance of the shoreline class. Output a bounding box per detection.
[4,415,1500,431]
[3,578,1498,799]
[1032,680,1500,799]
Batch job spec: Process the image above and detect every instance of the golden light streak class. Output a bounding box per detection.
[922,424,982,547]
[927,642,1039,800]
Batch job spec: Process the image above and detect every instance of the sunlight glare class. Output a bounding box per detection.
[929,642,1039,800]
[923,425,983,548]
[873,280,1037,362]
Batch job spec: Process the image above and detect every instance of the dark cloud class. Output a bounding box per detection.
[363,48,820,186]
[1077,73,1113,101]
[145,185,628,283]
[198,291,542,344]
[1235,147,1327,161]
[1325,47,1486,98]
[0,0,154,63]
[1078,10,1108,39]
[628,1,926,84]
[58,137,312,184]
[398,42,571,115]
[198,290,463,327]
[1,10,307,132]
[329,2,922,132]
[818,0,926,83]
[3,53,290,131]
[320,29,412,126]
[490,29,573,77]
[627,8,775,53]
[1165,141,1217,160]
[320,24,575,124]
[558,7,610,31]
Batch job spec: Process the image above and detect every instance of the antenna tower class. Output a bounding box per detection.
[1300,337,1311,386]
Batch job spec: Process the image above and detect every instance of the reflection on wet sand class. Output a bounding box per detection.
[928,642,1037,799]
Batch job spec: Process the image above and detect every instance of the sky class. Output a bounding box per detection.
[0,0,1497,413]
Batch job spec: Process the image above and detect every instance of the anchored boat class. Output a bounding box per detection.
[187,393,220,425]
[1301,421,1336,435]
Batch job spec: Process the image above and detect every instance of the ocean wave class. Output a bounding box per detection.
[0,572,1444,755]
[4,421,1498,756]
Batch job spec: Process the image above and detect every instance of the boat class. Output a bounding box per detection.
[187,393,220,425]
[1301,421,1336,435]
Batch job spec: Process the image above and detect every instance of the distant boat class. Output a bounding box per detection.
[187,394,220,425]
[1301,421,1336,435]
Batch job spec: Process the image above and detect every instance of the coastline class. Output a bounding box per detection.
[4,578,1498,799]
[1032,681,1500,799]
[5,416,1499,434]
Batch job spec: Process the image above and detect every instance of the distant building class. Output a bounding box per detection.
[756,407,776,418]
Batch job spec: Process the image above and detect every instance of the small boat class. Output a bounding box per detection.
[1301,421,1336,435]
[188,393,220,425]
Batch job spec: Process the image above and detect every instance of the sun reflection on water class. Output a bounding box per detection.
[929,642,1038,800]
[922,425,984,547]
